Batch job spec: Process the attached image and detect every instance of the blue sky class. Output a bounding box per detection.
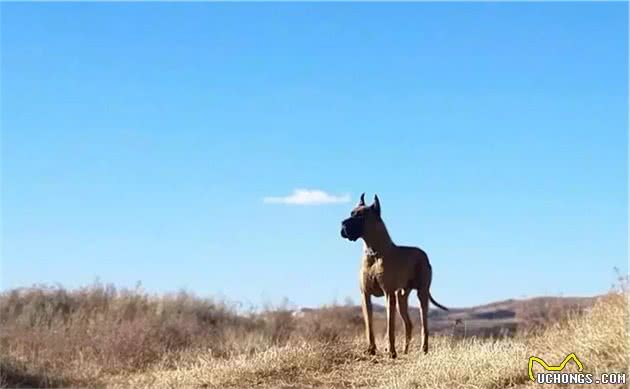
[1,3,627,308]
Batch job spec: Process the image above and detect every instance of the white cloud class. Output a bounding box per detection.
[263,189,351,205]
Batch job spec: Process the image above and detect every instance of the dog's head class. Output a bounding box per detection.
[340,193,381,242]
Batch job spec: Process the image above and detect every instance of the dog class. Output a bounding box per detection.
[340,193,448,358]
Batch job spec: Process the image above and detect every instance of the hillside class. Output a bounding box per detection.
[0,284,625,388]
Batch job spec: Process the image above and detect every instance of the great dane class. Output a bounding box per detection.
[340,193,448,358]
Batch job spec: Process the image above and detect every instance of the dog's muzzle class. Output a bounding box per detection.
[340,218,362,241]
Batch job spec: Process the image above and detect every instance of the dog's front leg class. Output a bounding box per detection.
[385,291,397,358]
[361,292,376,355]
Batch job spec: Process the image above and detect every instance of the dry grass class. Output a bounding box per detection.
[1,281,627,388]
[0,283,363,388]
[379,291,628,389]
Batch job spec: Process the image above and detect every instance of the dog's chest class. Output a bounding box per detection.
[362,254,384,274]
[360,254,385,294]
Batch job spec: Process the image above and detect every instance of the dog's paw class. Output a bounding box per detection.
[388,350,397,359]
[366,345,376,356]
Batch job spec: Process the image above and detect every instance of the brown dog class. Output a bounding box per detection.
[340,193,448,358]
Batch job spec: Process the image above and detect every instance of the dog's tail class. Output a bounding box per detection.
[429,293,449,311]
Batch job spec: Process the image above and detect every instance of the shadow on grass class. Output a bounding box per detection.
[0,359,73,388]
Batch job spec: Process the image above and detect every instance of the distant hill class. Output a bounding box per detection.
[291,295,600,338]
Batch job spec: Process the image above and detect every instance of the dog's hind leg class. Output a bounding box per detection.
[396,289,413,354]
[417,288,430,354]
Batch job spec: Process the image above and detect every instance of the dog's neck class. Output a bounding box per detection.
[362,218,395,256]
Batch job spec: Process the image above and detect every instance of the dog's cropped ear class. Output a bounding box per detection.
[372,194,381,216]
[357,193,366,207]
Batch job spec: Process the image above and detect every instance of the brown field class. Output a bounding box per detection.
[1,281,627,389]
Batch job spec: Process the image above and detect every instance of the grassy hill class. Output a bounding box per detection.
[0,283,626,388]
